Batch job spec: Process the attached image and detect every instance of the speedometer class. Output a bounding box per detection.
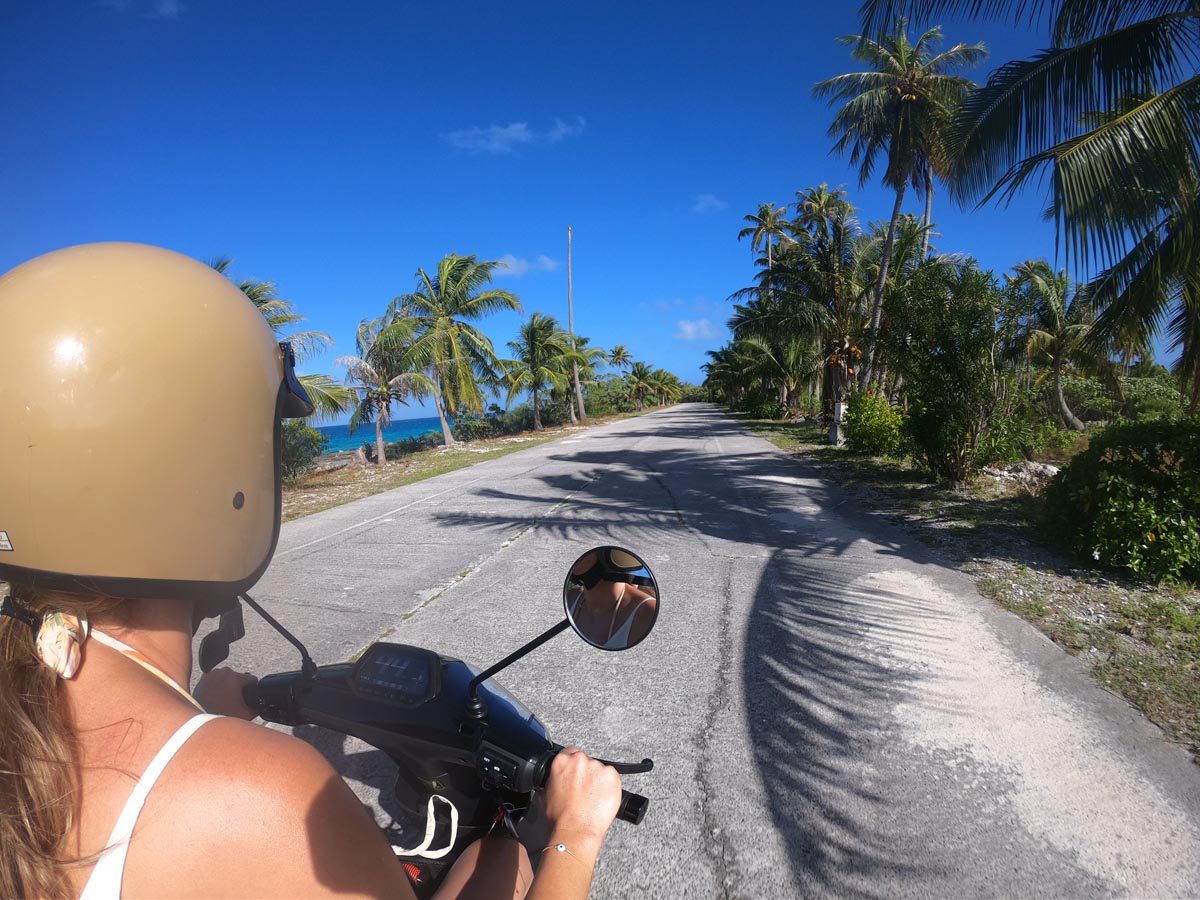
[351,643,441,707]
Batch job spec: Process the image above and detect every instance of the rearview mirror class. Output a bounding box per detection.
[563,546,659,651]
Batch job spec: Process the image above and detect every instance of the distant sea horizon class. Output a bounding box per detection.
[316,416,445,453]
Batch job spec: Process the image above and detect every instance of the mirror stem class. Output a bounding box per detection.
[240,592,318,679]
[466,618,571,720]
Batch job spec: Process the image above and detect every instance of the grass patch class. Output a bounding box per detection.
[738,411,1200,761]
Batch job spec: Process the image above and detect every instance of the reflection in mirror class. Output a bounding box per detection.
[563,546,659,651]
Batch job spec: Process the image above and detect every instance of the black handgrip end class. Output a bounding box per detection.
[617,790,648,825]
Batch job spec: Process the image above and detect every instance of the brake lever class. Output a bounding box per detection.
[595,757,654,775]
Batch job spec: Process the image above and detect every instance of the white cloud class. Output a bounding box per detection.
[446,117,586,154]
[100,0,184,16]
[495,254,560,277]
[692,193,727,214]
[547,116,587,143]
[446,123,535,154]
[150,0,184,17]
[675,319,718,341]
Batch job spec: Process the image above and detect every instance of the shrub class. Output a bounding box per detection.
[976,378,1085,465]
[585,376,636,416]
[844,390,906,456]
[885,263,1016,482]
[1045,419,1200,583]
[452,412,498,442]
[738,395,786,419]
[281,420,329,483]
[1120,375,1184,421]
[1055,375,1113,422]
[384,431,442,457]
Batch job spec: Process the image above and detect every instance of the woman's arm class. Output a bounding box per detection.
[526,747,622,900]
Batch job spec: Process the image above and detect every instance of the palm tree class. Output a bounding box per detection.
[209,257,353,419]
[738,202,790,270]
[568,336,608,422]
[860,0,1200,406]
[503,313,575,431]
[704,344,758,406]
[608,344,633,371]
[337,317,435,464]
[648,369,684,406]
[389,254,522,447]
[814,20,986,386]
[1008,260,1118,431]
[625,362,656,409]
[734,185,872,434]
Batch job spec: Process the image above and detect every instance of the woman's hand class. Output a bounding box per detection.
[193,667,258,719]
[542,748,622,862]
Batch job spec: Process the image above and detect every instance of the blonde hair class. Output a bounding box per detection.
[0,582,128,900]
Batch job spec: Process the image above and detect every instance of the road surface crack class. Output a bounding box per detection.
[693,559,738,899]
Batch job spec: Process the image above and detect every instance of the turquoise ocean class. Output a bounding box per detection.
[316,416,445,453]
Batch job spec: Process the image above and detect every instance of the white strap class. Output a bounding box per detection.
[391,795,459,860]
[90,629,204,712]
[80,715,219,900]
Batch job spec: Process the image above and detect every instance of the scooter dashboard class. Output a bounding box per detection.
[351,643,441,707]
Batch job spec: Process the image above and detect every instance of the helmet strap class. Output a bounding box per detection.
[0,594,40,632]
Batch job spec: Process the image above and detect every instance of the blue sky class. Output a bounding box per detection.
[2,1,1159,421]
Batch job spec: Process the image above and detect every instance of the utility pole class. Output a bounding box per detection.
[567,225,586,422]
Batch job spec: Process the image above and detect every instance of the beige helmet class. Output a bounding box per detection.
[0,243,314,616]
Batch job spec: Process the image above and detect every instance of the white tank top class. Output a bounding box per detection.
[79,714,220,900]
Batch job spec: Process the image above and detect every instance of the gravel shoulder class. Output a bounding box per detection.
[739,414,1200,761]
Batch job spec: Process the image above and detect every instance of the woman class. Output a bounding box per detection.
[564,549,658,650]
[0,243,622,899]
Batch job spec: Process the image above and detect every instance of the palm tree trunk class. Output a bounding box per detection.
[1054,360,1086,431]
[919,169,933,260]
[767,237,773,270]
[573,362,587,422]
[860,183,907,388]
[375,418,387,466]
[431,373,457,447]
[532,387,543,430]
[567,393,578,424]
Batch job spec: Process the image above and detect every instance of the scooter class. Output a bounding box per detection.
[198,545,660,897]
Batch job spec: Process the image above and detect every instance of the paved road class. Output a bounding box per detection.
[217,403,1200,898]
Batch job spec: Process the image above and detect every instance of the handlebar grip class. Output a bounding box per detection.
[617,790,649,825]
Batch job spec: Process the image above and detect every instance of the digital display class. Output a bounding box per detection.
[353,644,438,704]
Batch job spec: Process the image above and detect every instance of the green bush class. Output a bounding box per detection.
[1045,419,1200,582]
[585,376,637,416]
[1120,375,1184,421]
[885,263,1015,482]
[977,378,1085,465]
[844,390,906,456]
[281,420,329,483]
[383,431,442,458]
[452,412,498,442]
[738,395,786,419]
[1055,375,1113,422]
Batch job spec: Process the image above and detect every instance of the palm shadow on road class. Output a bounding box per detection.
[420,406,962,896]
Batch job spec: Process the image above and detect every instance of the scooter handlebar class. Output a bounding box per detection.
[538,745,650,826]
[617,789,649,825]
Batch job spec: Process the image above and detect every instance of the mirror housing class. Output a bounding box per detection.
[563,546,659,651]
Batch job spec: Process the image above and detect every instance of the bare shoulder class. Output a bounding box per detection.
[125,717,415,899]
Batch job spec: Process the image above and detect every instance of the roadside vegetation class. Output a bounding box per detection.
[707,4,1200,756]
